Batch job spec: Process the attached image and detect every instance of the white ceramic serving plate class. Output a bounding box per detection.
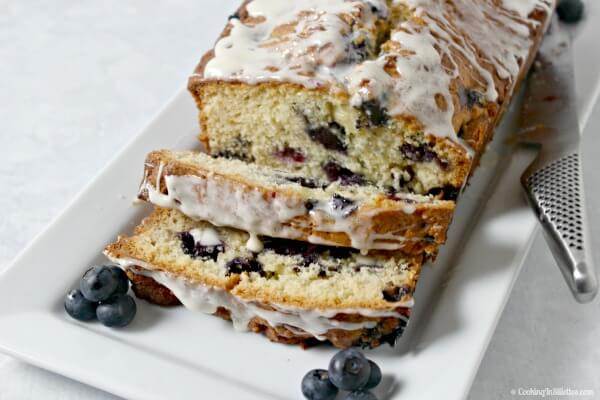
[1,5,600,400]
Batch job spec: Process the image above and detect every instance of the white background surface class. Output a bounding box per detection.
[0,1,598,399]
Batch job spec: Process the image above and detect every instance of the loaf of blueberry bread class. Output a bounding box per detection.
[104,208,422,349]
[138,150,454,256]
[189,0,553,199]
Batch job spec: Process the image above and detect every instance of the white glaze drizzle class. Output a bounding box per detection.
[307,226,433,251]
[246,232,264,252]
[309,197,417,250]
[204,0,386,87]
[109,258,411,340]
[147,169,305,239]
[346,57,394,108]
[144,170,428,250]
[189,227,222,247]
[200,0,552,146]
[502,0,551,18]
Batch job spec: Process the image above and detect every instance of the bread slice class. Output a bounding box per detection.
[138,150,454,257]
[188,0,552,198]
[104,208,423,348]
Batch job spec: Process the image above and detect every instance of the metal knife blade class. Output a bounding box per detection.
[518,17,597,303]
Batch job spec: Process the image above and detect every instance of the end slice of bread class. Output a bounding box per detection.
[188,1,551,197]
[138,150,454,257]
[104,208,423,348]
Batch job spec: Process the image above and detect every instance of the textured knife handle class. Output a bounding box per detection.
[523,153,597,303]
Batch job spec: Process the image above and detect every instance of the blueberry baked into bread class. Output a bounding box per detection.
[103,0,554,348]
[189,0,553,198]
[105,208,421,349]
[139,150,454,256]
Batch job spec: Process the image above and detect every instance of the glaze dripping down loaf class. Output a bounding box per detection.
[138,150,455,256]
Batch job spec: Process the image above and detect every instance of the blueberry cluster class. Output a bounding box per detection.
[64,265,136,327]
[301,349,383,400]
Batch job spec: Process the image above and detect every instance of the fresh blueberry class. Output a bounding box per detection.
[96,294,137,327]
[364,360,382,389]
[345,390,378,400]
[80,265,119,302]
[110,266,129,295]
[301,369,339,400]
[557,0,584,24]
[328,348,371,391]
[64,289,97,321]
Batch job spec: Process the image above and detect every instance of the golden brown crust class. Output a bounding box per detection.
[128,270,409,349]
[140,149,454,257]
[454,7,550,175]
[126,270,181,306]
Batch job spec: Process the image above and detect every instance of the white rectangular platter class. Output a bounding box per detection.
[1,3,599,399]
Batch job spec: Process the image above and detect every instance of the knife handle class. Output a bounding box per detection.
[522,151,598,303]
